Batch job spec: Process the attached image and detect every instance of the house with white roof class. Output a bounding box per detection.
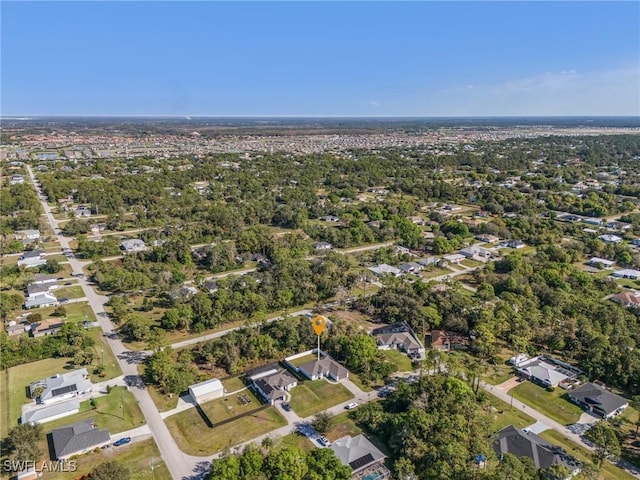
[120,238,146,253]
[17,250,47,268]
[368,264,402,277]
[29,368,93,405]
[598,234,623,244]
[188,378,225,404]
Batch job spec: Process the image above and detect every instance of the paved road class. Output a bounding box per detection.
[27,166,202,479]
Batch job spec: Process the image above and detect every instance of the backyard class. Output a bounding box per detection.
[288,380,354,418]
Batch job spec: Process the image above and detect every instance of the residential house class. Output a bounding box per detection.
[75,206,92,218]
[6,321,26,336]
[204,280,218,293]
[22,399,81,425]
[598,234,623,244]
[476,234,500,243]
[443,204,462,211]
[588,257,616,269]
[120,238,146,253]
[372,322,425,360]
[494,425,581,477]
[568,382,629,419]
[50,419,110,460]
[15,229,40,242]
[29,368,93,405]
[583,217,603,226]
[500,239,526,249]
[612,269,640,280]
[398,262,423,274]
[516,356,582,388]
[188,378,225,404]
[25,292,58,310]
[313,242,333,251]
[31,273,59,285]
[252,371,298,405]
[10,174,24,185]
[330,435,389,478]
[605,221,632,232]
[459,245,493,261]
[442,253,465,264]
[368,264,402,277]
[17,250,47,268]
[611,291,640,308]
[429,330,469,352]
[246,363,281,383]
[299,355,349,381]
[320,215,340,222]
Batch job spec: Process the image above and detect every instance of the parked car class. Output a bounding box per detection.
[345,402,358,410]
[318,436,330,447]
[59,298,69,304]
[113,437,131,447]
[281,402,291,411]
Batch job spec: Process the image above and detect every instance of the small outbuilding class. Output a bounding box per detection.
[188,378,225,404]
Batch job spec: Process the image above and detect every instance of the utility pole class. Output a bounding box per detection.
[121,389,125,421]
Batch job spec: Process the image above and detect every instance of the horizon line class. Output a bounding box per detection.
[3,114,640,119]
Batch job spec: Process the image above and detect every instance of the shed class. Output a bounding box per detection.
[188,378,224,404]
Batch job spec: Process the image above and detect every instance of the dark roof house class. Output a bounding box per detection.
[568,383,629,419]
[330,435,389,477]
[50,419,110,460]
[494,425,581,476]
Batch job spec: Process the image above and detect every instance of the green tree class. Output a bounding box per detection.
[311,411,332,434]
[584,420,621,467]
[6,423,43,464]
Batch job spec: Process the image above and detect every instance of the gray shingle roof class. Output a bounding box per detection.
[569,383,629,417]
[51,419,110,459]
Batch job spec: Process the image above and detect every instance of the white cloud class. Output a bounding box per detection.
[427,66,640,116]
[368,100,380,107]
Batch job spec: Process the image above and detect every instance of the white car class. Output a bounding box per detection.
[345,402,358,410]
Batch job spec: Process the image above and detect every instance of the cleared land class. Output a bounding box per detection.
[200,390,261,423]
[165,405,287,455]
[510,381,583,425]
[380,349,414,372]
[288,380,353,418]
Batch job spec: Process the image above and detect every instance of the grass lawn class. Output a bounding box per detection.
[288,380,354,418]
[510,381,583,425]
[165,405,287,455]
[482,364,515,385]
[53,285,85,300]
[3,357,76,438]
[37,302,96,323]
[200,390,261,423]
[540,429,636,480]
[325,411,363,442]
[221,376,246,393]
[42,438,171,480]
[287,354,319,368]
[421,268,451,279]
[86,328,122,380]
[380,349,414,373]
[461,259,482,268]
[42,386,145,435]
[348,373,376,392]
[278,432,316,452]
[484,392,535,432]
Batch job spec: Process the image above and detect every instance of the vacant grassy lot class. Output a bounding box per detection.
[86,328,122,380]
[37,302,96,323]
[482,363,515,385]
[43,438,171,480]
[165,405,287,455]
[484,392,535,432]
[288,353,318,368]
[43,386,145,434]
[380,349,414,372]
[278,432,316,452]
[325,411,363,442]
[200,390,260,423]
[52,285,85,300]
[540,429,636,480]
[137,364,178,412]
[288,380,353,418]
[510,381,583,425]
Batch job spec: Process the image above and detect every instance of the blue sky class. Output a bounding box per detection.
[2,1,639,116]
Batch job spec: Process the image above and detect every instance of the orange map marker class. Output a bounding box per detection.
[312,315,326,336]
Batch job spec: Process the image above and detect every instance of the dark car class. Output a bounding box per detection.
[113,437,131,447]
[281,402,291,411]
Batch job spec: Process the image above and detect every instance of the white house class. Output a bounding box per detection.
[588,257,616,269]
[188,378,225,404]
[613,269,640,280]
[368,264,402,277]
[29,368,93,405]
[22,399,81,425]
[25,292,58,309]
[598,234,623,244]
[120,238,147,253]
[17,250,47,268]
